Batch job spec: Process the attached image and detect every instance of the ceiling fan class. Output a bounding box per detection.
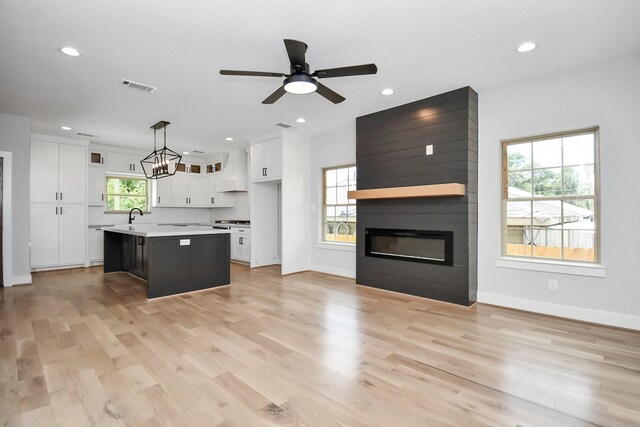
[220,39,377,104]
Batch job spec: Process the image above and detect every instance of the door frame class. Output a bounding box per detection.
[0,151,12,286]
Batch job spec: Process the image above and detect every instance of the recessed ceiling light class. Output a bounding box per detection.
[296,118,306,123]
[183,152,190,155]
[516,41,537,53]
[381,88,394,96]
[58,46,82,57]
[61,126,72,130]
[225,137,234,141]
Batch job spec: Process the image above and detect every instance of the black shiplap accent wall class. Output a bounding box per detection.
[355,87,478,306]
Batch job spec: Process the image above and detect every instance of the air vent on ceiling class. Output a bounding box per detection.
[120,79,157,93]
[275,122,292,128]
[77,132,96,138]
[193,150,205,154]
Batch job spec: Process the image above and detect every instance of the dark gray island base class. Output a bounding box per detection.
[103,226,230,298]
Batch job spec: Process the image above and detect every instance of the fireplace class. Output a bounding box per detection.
[365,228,453,266]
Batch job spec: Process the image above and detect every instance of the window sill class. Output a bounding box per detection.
[316,242,356,252]
[494,256,606,278]
[104,211,151,214]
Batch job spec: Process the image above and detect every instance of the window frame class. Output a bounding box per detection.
[501,127,601,264]
[322,164,357,245]
[105,175,150,214]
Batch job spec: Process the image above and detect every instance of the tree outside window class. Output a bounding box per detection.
[106,176,148,212]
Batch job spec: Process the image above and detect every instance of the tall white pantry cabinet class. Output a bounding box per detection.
[30,135,88,269]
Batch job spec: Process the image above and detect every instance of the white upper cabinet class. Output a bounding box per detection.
[88,166,105,205]
[31,140,86,204]
[153,177,172,206]
[30,140,60,203]
[107,152,144,176]
[250,138,282,182]
[206,176,234,207]
[59,144,86,203]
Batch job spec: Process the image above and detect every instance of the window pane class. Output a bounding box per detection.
[336,186,348,204]
[506,142,531,171]
[506,200,532,256]
[563,164,595,196]
[346,206,356,243]
[533,168,562,196]
[533,138,562,168]
[563,134,594,166]
[325,169,337,187]
[562,199,595,261]
[531,200,562,259]
[107,178,146,195]
[106,195,146,211]
[348,184,356,203]
[325,186,337,205]
[508,170,532,195]
[348,167,357,185]
[336,168,349,186]
[325,206,335,222]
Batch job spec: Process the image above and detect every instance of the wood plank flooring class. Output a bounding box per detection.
[1,264,639,426]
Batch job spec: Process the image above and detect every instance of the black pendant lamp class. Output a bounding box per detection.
[140,120,182,179]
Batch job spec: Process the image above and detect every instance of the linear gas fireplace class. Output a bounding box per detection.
[365,228,453,266]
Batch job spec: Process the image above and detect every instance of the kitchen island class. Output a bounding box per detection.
[103,225,230,298]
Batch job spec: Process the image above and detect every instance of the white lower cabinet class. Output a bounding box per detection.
[30,204,86,268]
[231,228,251,262]
[89,228,104,263]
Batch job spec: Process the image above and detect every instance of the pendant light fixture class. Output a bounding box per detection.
[140,120,182,179]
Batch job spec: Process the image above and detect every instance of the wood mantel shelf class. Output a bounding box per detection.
[348,183,465,200]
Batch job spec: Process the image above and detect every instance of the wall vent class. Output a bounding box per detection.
[120,79,157,93]
[77,132,96,138]
[275,122,292,128]
[192,150,205,154]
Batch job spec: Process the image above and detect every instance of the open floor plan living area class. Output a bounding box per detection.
[1,1,639,425]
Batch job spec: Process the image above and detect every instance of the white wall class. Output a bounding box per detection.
[89,206,211,226]
[0,113,32,284]
[209,191,250,222]
[478,53,640,328]
[281,130,311,275]
[308,125,357,278]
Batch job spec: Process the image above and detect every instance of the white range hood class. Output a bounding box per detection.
[216,150,248,192]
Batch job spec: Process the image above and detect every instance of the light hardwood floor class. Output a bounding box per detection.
[1,264,639,426]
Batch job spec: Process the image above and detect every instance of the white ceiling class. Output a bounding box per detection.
[1,0,639,156]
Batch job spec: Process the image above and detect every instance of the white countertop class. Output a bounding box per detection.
[102,224,231,238]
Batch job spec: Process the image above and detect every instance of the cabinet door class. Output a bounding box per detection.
[171,174,188,206]
[155,177,172,206]
[89,228,104,262]
[231,235,242,260]
[88,167,105,205]
[59,144,87,204]
[59,204,86,265]
[250,143,268,181]
[30,204,59,267]
[188,176,204,206]
[30,141,59,203]
[241,236,251,262]
[107,152,143,175]
[265,139,282,179]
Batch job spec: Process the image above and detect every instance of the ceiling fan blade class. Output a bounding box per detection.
[315,82,345,104]
[314,63,378,79]
[262,86,287,104]
[283,39,307,69]
[220,70,286,77]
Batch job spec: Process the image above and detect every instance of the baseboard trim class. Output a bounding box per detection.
[478,292,640,330]
[309,264,355,279]
[11,274,32,286]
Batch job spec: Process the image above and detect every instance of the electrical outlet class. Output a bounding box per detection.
[548,279,558,291]
[425,144,433,155]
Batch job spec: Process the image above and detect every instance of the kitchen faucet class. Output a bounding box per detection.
[128,208,143,224]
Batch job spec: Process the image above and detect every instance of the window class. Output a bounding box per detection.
[106,176,149,212]
[323,165,357,243]
[502,128,599,262]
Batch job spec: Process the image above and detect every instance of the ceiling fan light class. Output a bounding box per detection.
[284,74,318,94]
